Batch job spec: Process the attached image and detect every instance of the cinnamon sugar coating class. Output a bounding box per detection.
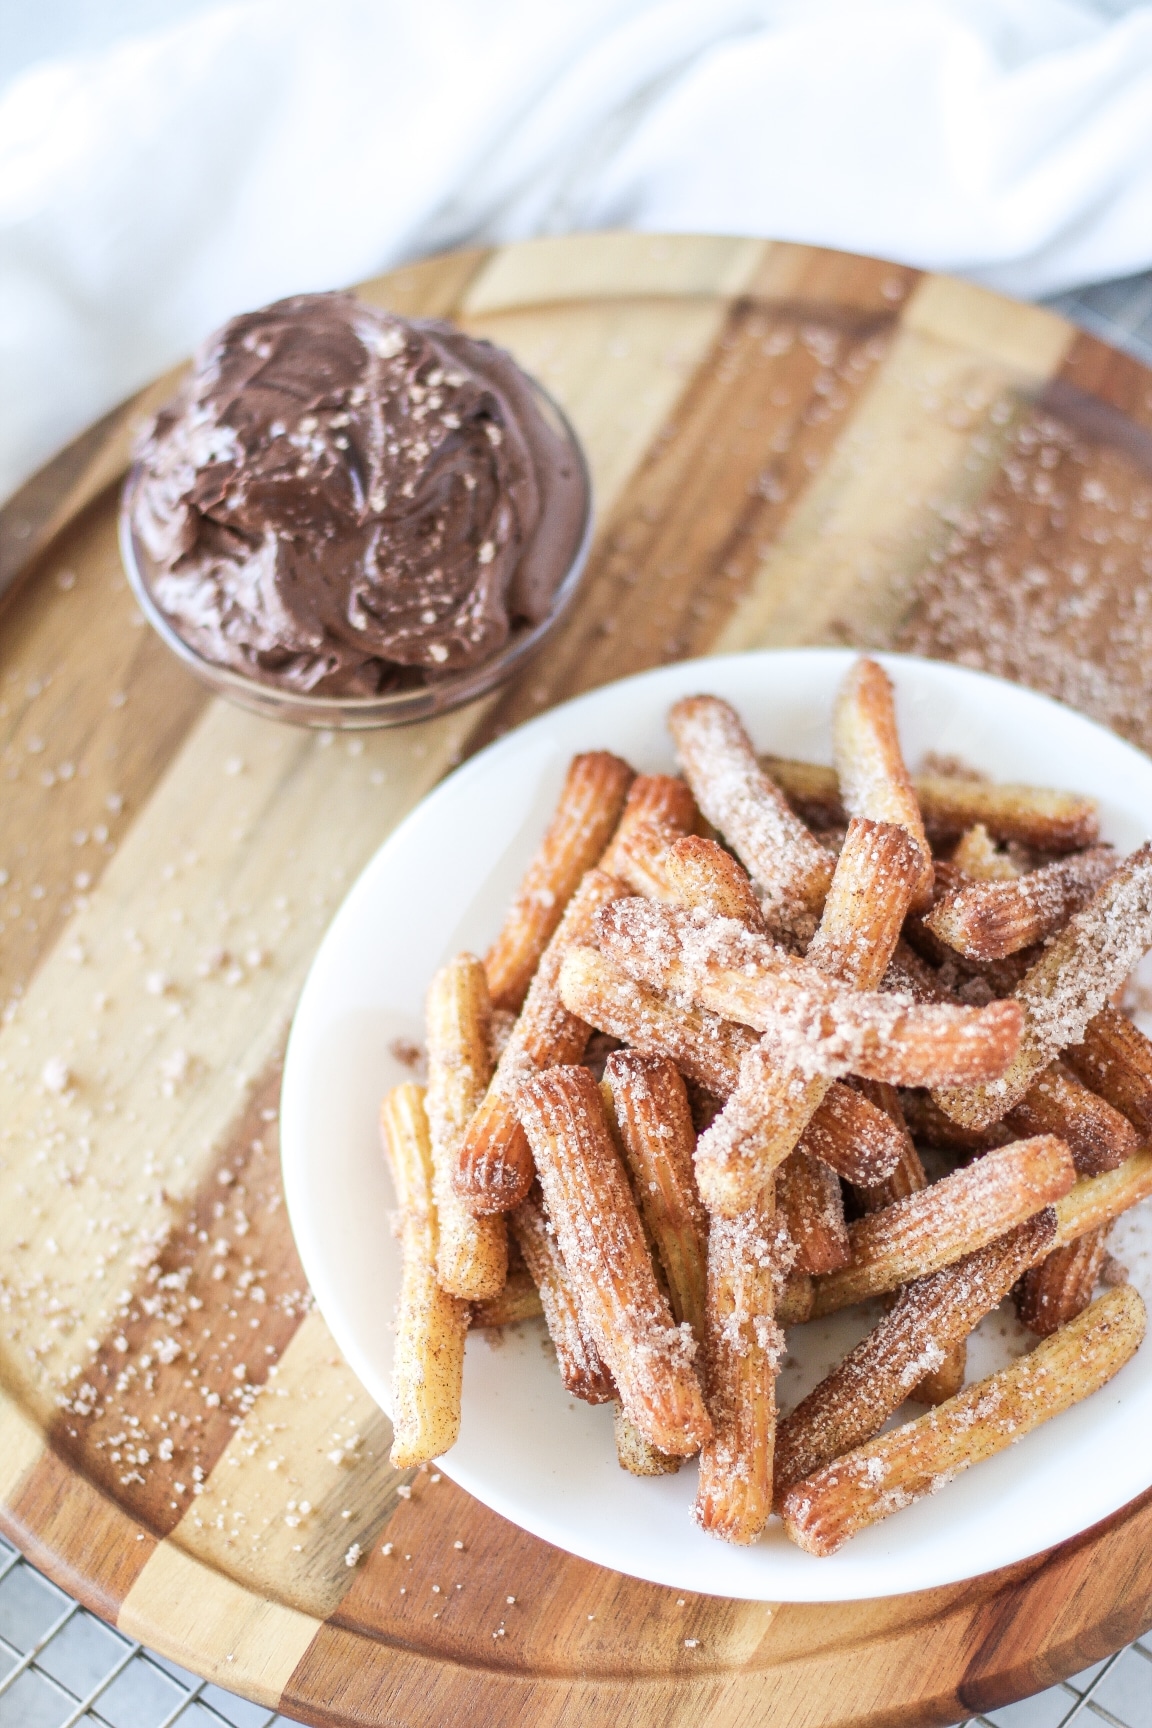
[781,1287,1145,1556]
[485,752,633,1013]
[456,868,628,1214]
[1016,1226,1109,1338]
[509,1189,615,1403]
[925,848,1117,962]
[811,1135,1076,1315]
[669,695,834,940]
[517,1066,711,1455]
[775,1210,1055,1497]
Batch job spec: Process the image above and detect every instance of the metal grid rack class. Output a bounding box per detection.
[2,268,1151,1728]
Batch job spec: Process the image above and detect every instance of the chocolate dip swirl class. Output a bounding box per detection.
[130,293,587,696]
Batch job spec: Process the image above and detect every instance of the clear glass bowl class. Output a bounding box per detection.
[118,381,593,731]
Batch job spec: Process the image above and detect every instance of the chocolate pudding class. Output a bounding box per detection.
[128,293,588,696]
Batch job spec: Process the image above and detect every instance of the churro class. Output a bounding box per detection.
[509,1188,615,1403]
[485,751,633,1013]
[781,1287,1145,1556]
[925,848,1117,961]
[934,842,1152,1129]
[833,657,933,910]
[380,1084,469,1466]
[811,1135,1075,1315]
[517,1065,711,1455]
[1016,1227,1109,1337]
[425,954,508,1299]
[775,1210,1055,1496]
[669,694,834,939]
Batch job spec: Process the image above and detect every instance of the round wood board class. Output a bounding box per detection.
[2,232,1152,1728]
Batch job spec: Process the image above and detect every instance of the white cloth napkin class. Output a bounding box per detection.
[4,0,1152,504]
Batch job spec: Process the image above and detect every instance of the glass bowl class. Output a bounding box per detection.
[118,380,593,731]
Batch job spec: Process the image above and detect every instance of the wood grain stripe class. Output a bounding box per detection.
[470,284,903,747]
[119,1540,321,1705]
[1,1448,157,1623]
[716,274,1074,654]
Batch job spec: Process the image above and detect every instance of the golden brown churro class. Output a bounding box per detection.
[694,1184,783,1543]
[1063,1004,1152,1137]
[1051,1149,1152,1248]
[669,695,834,938]
[425,954,508,1300]
[1016,1227,1109,1337]
[601,1052,709,1340]
[934,842,1152,1130]
[517,1066,711,1455]
[776,1148,849,1275]
[595,895,1022,1088]
[456,868,628,1214]
[811,1135,1075,1315]
[925,848,1117,961]
[775,1210,1055,1497]
[763,757,1100,853]
[1004,1062,1138,1177]
[509,1189,615,1403]
[832,657,933,910]
[663,834,768,930]
[485,752,633,1013]
[599,773,700,899]
[557,942,900,1184]
[380,1084,469,1466]
[781,1287,1145,1556]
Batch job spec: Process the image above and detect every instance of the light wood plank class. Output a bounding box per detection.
[119,1540,321,1705]
[463,232,769,313]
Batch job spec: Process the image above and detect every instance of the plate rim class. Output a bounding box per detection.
[281,646,1152,1602]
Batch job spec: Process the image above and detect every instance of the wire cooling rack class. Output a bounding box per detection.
[3,268,1152,1728]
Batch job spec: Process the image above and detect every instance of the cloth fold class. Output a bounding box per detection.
[4,0,1152,504]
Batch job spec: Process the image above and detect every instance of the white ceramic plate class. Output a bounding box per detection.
[281,649,1152,1602]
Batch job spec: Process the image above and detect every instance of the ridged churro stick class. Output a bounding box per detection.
[934,842,1152,1130]
[517,1066,712,1455]
[1064,1004,1152,1137]
[455,869,628,1214]
[694,1183,783,1544]
[774,1210,1055,1498]
[797,1081,907,1186]
[762,757,1100,853]
[833,657,934,910]
[925,848,1117,962]
[595,896,1022,1088]
[776,1148,848,1275]
[556,943,906,1187]
[669,695,834,939]
[485,752,633,1013]
[509,1190,615,1403]
[663,834,768,930]
[810,1135,1076,1316]
[1051,1148,1152,1248]
[425,954,508,1300]
[781,1286,1145,1556]
[599,773,699,899]
[601,1052,709,1340]
[1016,1227,1109,1337]
[845,1086,970,1404]
[1004,1062,1138,1177]
[380,1085,469,1466]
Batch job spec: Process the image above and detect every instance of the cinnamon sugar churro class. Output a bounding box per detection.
[781,1287,1145,1556]
[485,752,633,1013]
[380,657,1152,1553]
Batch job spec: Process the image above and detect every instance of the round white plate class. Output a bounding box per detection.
[281,649,1152,1602]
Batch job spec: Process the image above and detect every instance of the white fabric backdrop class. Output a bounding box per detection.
[4,0,1152,504]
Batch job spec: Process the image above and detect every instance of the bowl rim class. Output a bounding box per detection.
[118,372,595,729]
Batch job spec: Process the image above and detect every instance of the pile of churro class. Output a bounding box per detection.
[379,659,1152,1556]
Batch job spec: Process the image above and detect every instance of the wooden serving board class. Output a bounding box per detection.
[2,233,1152,1728]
